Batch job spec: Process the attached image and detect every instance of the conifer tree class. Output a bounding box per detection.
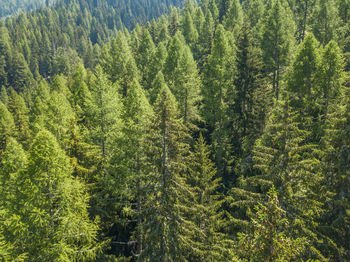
[100,32,140,96]
[89,65,123,160]
[150,70,167,104]
[109,79,153,258]
[20,130,101,260]
[261,0,295,99]
[320,83,350,260]
[318,40,345,112]
[223,0,244,37]
[0,101,15,152]
[140,84,197,261]
[0,137,28,261]
[7,89,31,148]
[197,10,214,67]
[202,24,235,184]
[172,45,201,128]
[186,134,234,261]
[286,34,322,140]
[236,186,307,261]
[227,25,268,174]
[294,0,316,41]
[182,9,199,48]
[136,28,156,87]
[311,0,341,45]
[146,42,168,92]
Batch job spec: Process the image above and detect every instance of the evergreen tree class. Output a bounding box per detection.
[186,134,234,261]
[197,10,214,67]
[320,83,350,260]
[140,84,197,261]
[227,25,269,175]
[202,24,235,184]
[172,45,201,128]
[223,0,244,37]
[146,42,168,92]
[182,9,199,48]
[236,186,307,261]
[0,101,15,152]
[7,89,31,148]
[294,0,316,41]
[311,0,341,45]
[135,28,156,87]
[261,0,295,99]
[89,65,123,160]
[318,40,345,112]
[108,80,153,258]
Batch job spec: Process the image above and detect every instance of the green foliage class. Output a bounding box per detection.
[261,0,295,98]
[0,0,350,260]
[236,186,307,261]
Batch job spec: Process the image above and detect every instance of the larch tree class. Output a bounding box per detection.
[223,0,244,37]
[21,130,101,261]
[202,24,235,185]
[311,0,341,45]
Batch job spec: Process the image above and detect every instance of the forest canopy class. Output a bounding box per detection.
[0,0,350,261]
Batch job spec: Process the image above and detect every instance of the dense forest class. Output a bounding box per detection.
[0,0,350,261]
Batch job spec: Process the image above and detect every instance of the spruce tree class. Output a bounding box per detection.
[236,186,307,261]
[320,83,350,260]
[0,137,28,261]
[140,84,197,261]
[109,79,153,258]
[261,0,295,99]
[182,9,199,49]
[186,134,234,261]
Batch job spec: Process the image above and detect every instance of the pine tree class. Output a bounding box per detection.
[261,0,295,99]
